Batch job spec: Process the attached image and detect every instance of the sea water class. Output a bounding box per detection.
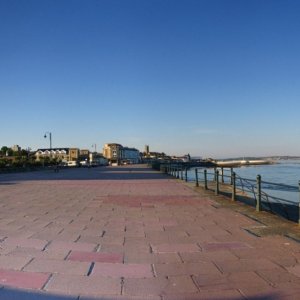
[188,160,300,203]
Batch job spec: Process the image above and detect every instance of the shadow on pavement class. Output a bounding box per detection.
[0,165,169,184]
[0,286,286,300]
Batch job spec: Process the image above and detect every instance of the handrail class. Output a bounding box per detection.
[163,163,300,224]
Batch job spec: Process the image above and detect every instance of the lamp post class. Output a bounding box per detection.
[44,132,52,149]
[91,144,97,153]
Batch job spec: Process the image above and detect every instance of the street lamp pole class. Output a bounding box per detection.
[44,132,52,149]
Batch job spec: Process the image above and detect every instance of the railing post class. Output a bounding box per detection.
[256,175,262,212]
[230,168,233,185]
[204,169,208,190]
[215,170,219,195]
[185,168,188,182]
[298,180,300,225]
[180,167,183,180]
[231,172,236,201]
[214,167,217,181]
[221,167,224,183]
[195,168,199,187]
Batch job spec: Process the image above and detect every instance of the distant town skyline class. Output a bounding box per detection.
[1,0,300,158]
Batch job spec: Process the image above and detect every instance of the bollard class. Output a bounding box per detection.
[204,169,208,190]
[215,170,219,195]
[195,169,199,187]
[185,168,188,182]
[231,172,236,201]
[256,175,262,212]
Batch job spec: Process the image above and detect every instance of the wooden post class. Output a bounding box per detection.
[195,168,199,187]
[185,168,188,182]
[256,175,262,212]
[230,168,233,185]
[231,172,236,201]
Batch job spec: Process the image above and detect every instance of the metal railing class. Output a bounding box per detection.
[164,164,300,224]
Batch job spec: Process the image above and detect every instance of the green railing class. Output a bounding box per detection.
[163,164,300,224]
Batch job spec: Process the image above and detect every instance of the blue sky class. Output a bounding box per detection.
[1,0,300,158]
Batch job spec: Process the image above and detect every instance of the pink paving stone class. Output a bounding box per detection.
[23,258,90,275]
[0,256,32,270]
[68,251,123,263]
[2,237,48,250]
[45,274,121,296]
[287,264,300,277]
[45,240,97,252]
[163,289,244,300]
[0,269,50,290]
[123,276,198,296]
[92,263,153,278]
[152,243,200,253]
[201,242,252,251]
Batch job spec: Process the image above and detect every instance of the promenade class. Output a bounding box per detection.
[0,165,299,299]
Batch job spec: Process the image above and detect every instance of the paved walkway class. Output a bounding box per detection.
[0,165,299,299]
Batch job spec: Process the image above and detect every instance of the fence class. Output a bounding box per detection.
[163,164,300,224]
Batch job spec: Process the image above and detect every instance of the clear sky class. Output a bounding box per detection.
[1,0,300,158]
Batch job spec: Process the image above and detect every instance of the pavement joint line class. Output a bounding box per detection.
[191,274,201,292]
[178,253,185,263]
[254,270,275,287]
[196,242,203,251]
[212,261,225,275]
[42,241,52,251]
[94,244,101,252]
[44,221,53,228]
[151,264,157,278]
[41,273,53,291]
[74,235,81,242]
[64,250,72,260]
[21,257,35,271]
[243,228,261,238]
[120,277,124,295]
[86,262,95,276]
[58,228,65,235]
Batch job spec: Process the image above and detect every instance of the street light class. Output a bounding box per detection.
[91,144,97,153]
[44,132,52,149]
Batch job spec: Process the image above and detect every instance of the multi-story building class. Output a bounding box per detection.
[35,148,79,162]
[103,143,140,164]
[103,143,123,163]
[122,147,140,164]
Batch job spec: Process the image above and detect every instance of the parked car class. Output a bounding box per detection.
[67,161,78,167]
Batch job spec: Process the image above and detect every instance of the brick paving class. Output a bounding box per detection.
[0,165,299,299]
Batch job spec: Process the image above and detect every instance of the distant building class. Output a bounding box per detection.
[103,143,123,163]
[35,148,79,162]
[89,152,108,166]
[103,143,140,164]
[122,147,140,164]
[11,145,21,152]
